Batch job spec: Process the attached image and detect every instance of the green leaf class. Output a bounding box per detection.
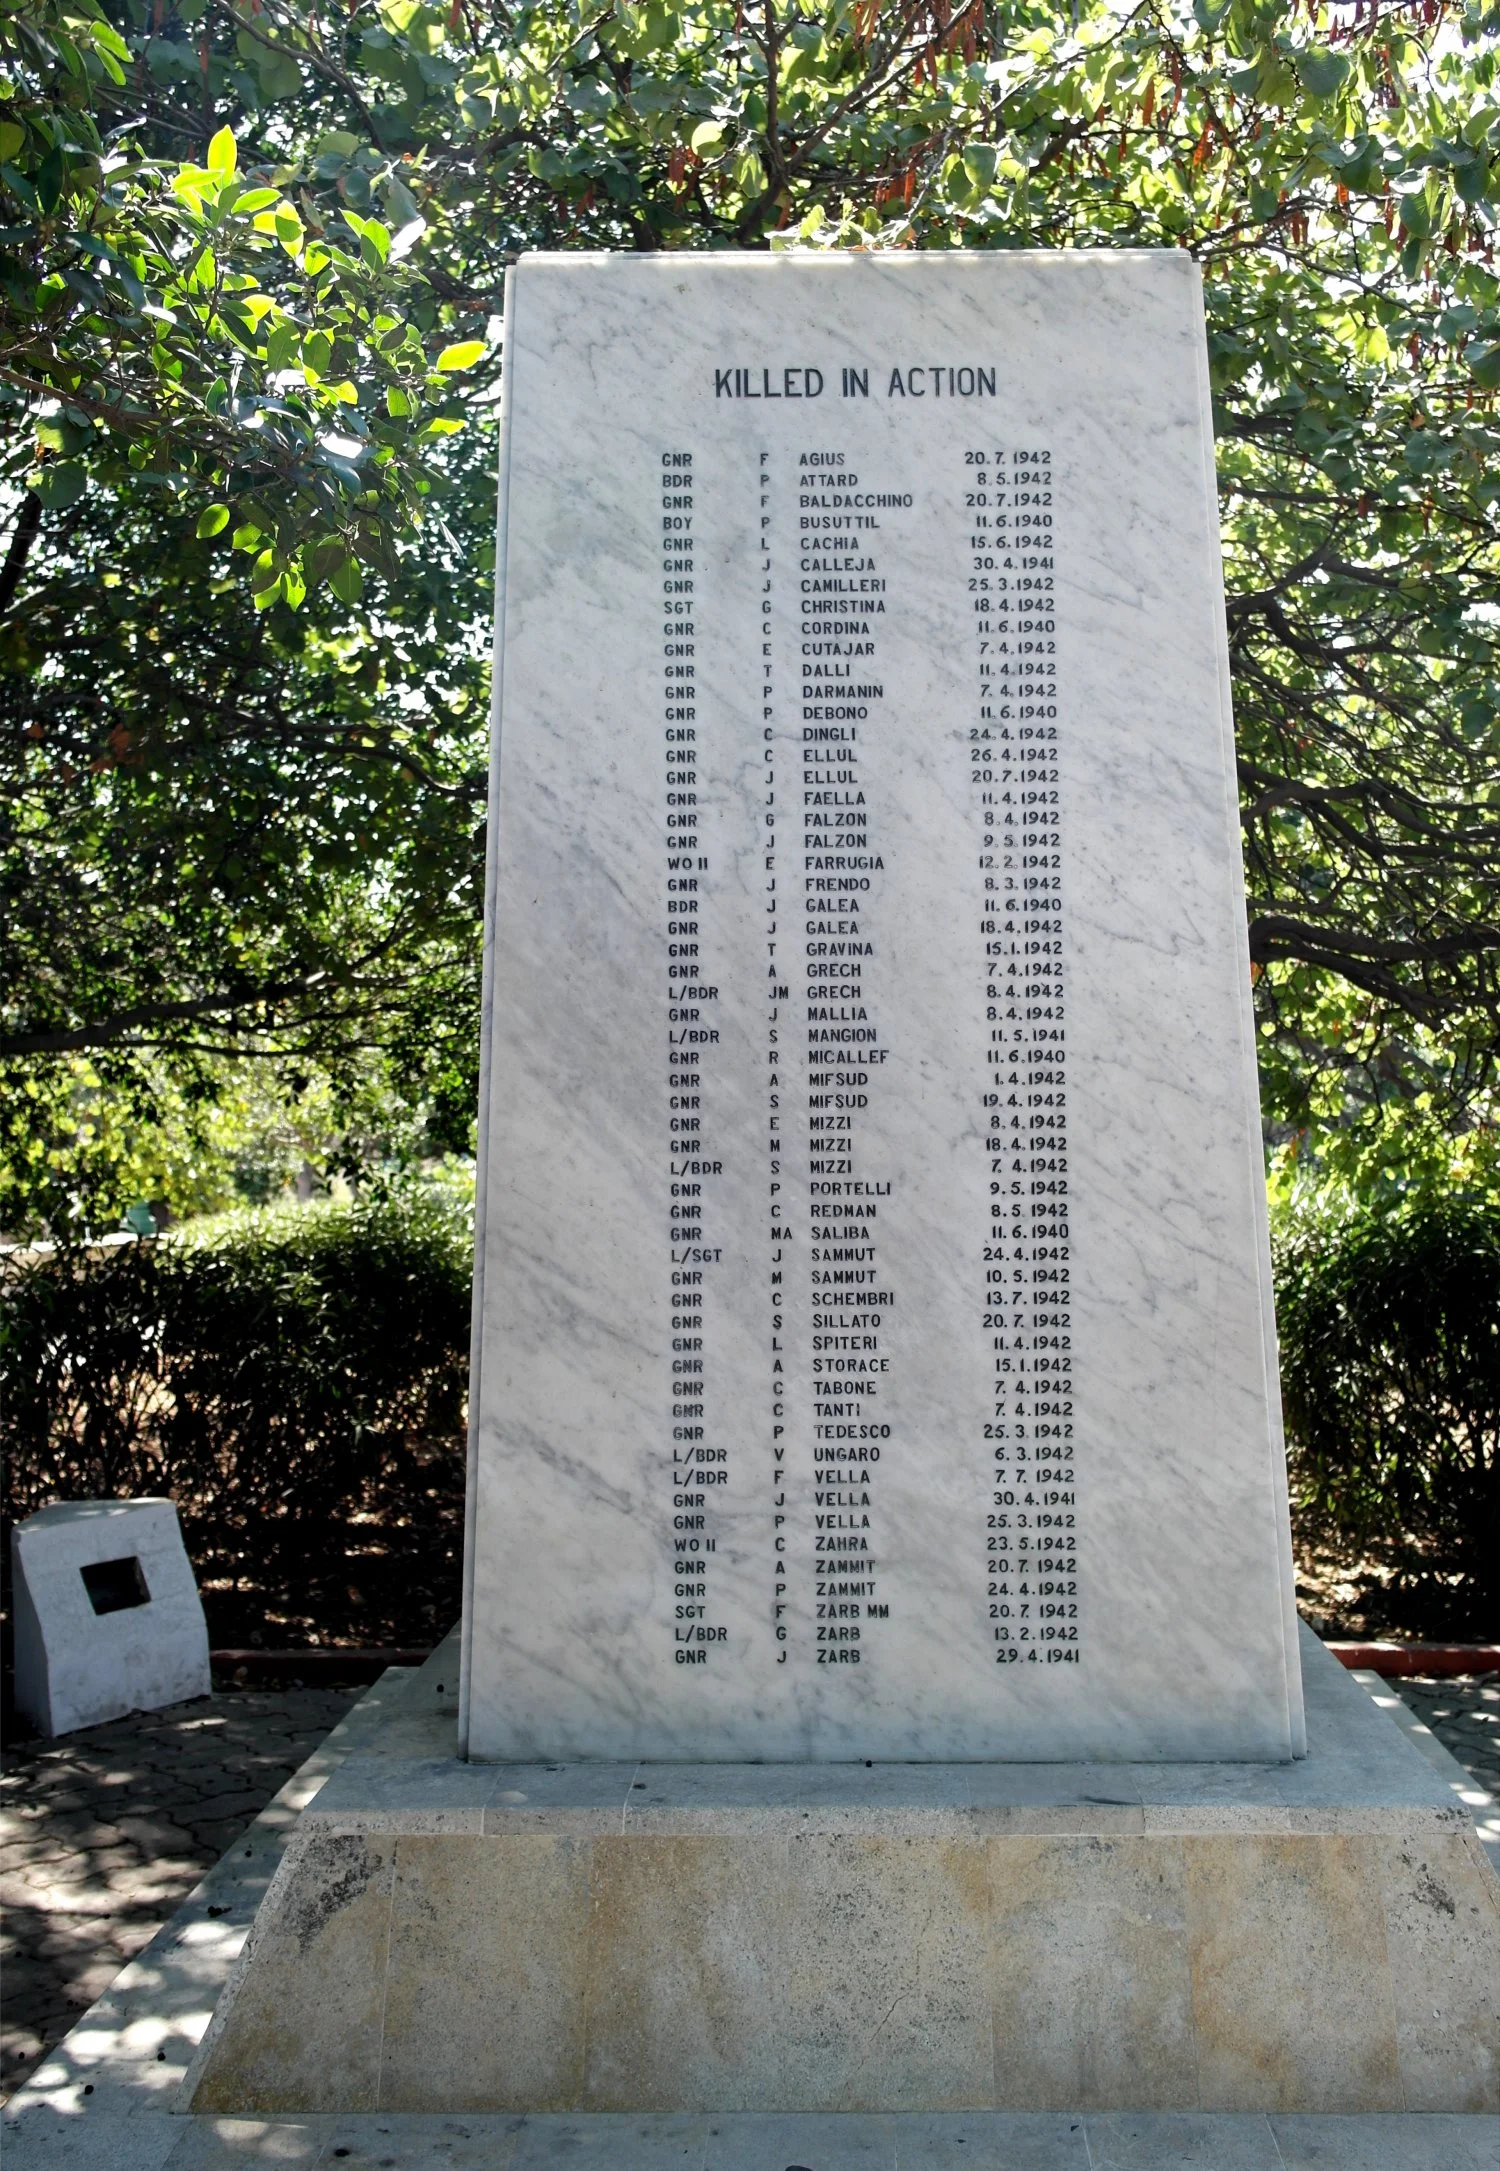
[0,121,24,163]
[32,463,86,510]
[1466,342,1500,391]
[196,504,231,537]
[207,126,237,178]
[1293,50,1350,100]
[253,45,303,100]
[1402,430,1445,477]
[329,554,364,603]
[264,318,300,372]
[1253,51,1298,107]
[381,177,422,228]
[35,146,65,213]
[567,77,614,116]
[434,339,486,372]
[306,537,347,585]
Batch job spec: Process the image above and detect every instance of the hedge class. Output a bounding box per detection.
[1275,1190,1499,1635]
[1,1188,472,1649]
[4,1182,1495,1647]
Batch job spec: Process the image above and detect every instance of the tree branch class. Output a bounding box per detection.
[0,976,358,1057]
[0,491,43,616]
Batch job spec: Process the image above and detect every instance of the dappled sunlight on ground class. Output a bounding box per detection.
[0,1685,355,2101]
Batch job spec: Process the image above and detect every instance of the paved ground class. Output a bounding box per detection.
[1,1670,1495,2114]
[7,2107,1500,2170]
[1398,1671,1500,1795]
[0,1685,357,2102]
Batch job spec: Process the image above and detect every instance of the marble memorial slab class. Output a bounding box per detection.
[459,251,1305,1762]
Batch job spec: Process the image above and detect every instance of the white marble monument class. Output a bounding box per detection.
[174,257,1497,2124]
[460,250,1305,1763]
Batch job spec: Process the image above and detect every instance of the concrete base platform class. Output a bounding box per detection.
[5,1644,1497,2167]
[180,1628,1498,2119]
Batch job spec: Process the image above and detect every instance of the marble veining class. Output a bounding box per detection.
[460,252,1304,1762]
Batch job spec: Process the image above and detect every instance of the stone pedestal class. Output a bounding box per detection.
[183,1629,1498,2118]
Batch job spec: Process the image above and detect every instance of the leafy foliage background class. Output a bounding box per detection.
[3,0,1498,1228]
[1276,1186,1499,1633]
[3,0,1496,1646]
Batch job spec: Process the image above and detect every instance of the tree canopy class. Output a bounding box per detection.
[3,0,1498,1227]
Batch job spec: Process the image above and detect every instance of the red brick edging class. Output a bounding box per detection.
[1328,1642,1500,1678]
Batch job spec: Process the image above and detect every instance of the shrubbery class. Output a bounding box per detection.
[1274,1190,1499,1637]
[5,1179,1495,1648]
[1,1185,472,1649]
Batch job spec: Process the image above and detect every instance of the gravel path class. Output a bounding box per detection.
[1,1668,1495,2109]
[0,1684,356,2101]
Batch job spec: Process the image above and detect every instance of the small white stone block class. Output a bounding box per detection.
[11,1499,211,1736]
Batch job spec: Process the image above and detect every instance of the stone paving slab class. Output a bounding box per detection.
[3,2109,1499,2170]
[1350,1672,1500,1870]
[1397,1676,1500,1796]
[1,1688,358,2100]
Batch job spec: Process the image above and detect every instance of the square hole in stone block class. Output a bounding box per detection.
[80,1555,151,1615]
